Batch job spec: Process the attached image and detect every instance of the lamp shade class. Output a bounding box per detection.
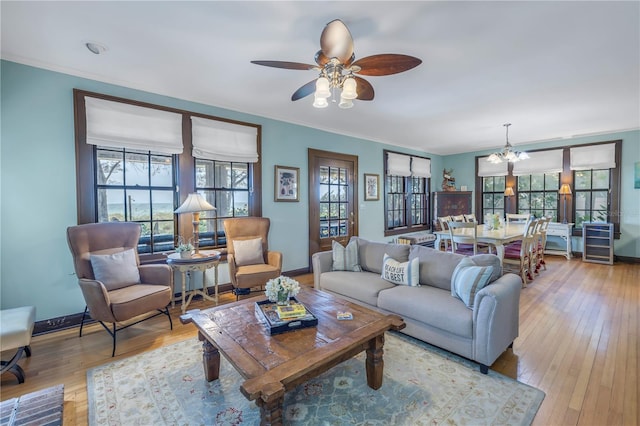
[175,193,216,214]
[559,184,572,195]
[504,187,514,196]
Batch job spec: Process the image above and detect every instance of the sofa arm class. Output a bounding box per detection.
[78,279,116,323]
[311,251,333,289]
[472,272,521,367]
[139,264,172,286]
[267,250,283,271]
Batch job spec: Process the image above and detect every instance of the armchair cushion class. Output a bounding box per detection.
[233,238,265,266]
[90,249,140,290]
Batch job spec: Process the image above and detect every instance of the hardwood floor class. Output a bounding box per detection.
[1,257,638,425]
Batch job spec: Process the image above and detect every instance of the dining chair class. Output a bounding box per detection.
[506,213,531,225]
[447,221,480,256]
[463,214,476,223]
[534,216,551,272]
[437,216,453,250]
[503,218,538,286]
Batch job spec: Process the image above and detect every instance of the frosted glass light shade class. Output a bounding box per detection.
[313,95,329,108]
[338,96,353,109]
[315,77,331,98]
[341,77,357,99]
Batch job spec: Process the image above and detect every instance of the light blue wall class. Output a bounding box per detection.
[444,131,640,258]
[0,60,440,320]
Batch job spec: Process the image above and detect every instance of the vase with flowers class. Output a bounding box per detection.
[265,276,301,306]
[484,213,503,231]
[175,236,194,259]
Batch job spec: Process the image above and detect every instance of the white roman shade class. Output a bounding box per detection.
[570,143,616,170]
[512,149,563,176]
[386,152,411,176]
[411,156,431,178]
[478,157,508,177]
[85,97,183,154]
[191,117,258,163]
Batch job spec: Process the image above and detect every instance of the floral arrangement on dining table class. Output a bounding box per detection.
[484,213,504,230]
[265,276,301,306]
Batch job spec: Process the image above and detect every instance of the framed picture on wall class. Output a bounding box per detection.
[275,165,300,202]
[364,173,379,201]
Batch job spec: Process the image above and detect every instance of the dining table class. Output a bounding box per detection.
[434,223,526,263]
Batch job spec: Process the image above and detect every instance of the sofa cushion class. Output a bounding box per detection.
[469,254,503,282]
[320,271,395,307]
[381,254,419,286]
[378,285,473,338]
[409,245,465,291]
[451,257,494,309]
[331,239,362,272]
[352,237,409,274]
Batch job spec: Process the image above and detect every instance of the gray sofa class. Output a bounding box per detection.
[312,237,522,373]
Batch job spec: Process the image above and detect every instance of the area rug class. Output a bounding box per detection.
[87,333,544,425]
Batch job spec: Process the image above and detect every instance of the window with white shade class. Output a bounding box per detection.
[383,150,431,235]
[74,89,263,259]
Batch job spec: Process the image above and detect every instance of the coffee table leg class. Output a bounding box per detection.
[366,333,385,390]
[201,337,220,382]
[255,382,285,426]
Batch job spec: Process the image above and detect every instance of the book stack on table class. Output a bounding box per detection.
[276,302,307,320]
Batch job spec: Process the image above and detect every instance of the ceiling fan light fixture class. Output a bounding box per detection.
[312,94,329,108]
[338,96,353,109]
[315,77,331,98]
[341,77,357,100]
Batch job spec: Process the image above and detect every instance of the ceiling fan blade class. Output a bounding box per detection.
[351,54,422,76]
[314,50,330,66]
[320,19,354,63]
[251,60,317,71]
[291,80,317,101]
[354,77,374,101]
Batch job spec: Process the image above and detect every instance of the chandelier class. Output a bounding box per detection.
[312,58,358,109]
[487,123,529,164]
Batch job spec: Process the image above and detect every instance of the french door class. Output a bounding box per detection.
[308,149,359,259]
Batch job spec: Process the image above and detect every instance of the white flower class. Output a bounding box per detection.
[265,276,300,302]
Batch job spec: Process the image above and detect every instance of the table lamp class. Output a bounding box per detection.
[175,193,216,256]
[559,184,572,224]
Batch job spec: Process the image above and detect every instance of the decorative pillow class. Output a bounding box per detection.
[451,257,494,309]
[332,240,362,272]
[233,238,265,266]
[90,248,140,287]
[381,254,419,286]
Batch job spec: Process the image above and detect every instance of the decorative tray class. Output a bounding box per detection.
[167,251,220,264]
[255,298,318,335]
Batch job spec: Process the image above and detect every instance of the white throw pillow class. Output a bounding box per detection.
[90,248,140,287]
[381,254,419,286]
[451,257,494,309]
[233,238,265,266]
[331,239,362,272]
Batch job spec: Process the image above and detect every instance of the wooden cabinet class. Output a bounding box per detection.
[432,191,472,231]
[582,222,614,264]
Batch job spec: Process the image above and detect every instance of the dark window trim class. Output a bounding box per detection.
[475,140,622,239]
[73,89,263,260]
[383,149,431,237]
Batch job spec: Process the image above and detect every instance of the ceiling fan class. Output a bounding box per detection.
[251,19,422,108]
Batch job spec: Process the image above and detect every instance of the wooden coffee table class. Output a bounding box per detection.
[180,288,405,425]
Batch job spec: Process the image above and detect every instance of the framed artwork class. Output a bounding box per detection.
[275,165,300,202]
[364,173,379,201]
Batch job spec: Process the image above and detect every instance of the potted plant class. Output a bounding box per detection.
[175,237,194,259]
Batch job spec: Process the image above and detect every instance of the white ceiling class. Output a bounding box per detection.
[2,1,639,155]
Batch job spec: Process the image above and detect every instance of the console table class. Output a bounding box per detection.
[545,222,573,260]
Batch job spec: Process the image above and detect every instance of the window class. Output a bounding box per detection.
[481,176,506,218]
[319,166,349,238]
[74,89,262,260]
[96,147,175,253]
[516,173,559,221]
[195,160,250,248]
[383,151,431,236]
[573,169,610,228]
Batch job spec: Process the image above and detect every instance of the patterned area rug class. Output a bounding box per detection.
[87,333,544,425]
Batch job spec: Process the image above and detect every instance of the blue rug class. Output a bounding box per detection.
[87,332,544,425]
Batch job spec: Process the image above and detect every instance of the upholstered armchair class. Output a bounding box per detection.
[66,222,173,357]
[223,217,282,300]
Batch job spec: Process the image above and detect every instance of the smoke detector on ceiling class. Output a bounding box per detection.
[85,41,108,55]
